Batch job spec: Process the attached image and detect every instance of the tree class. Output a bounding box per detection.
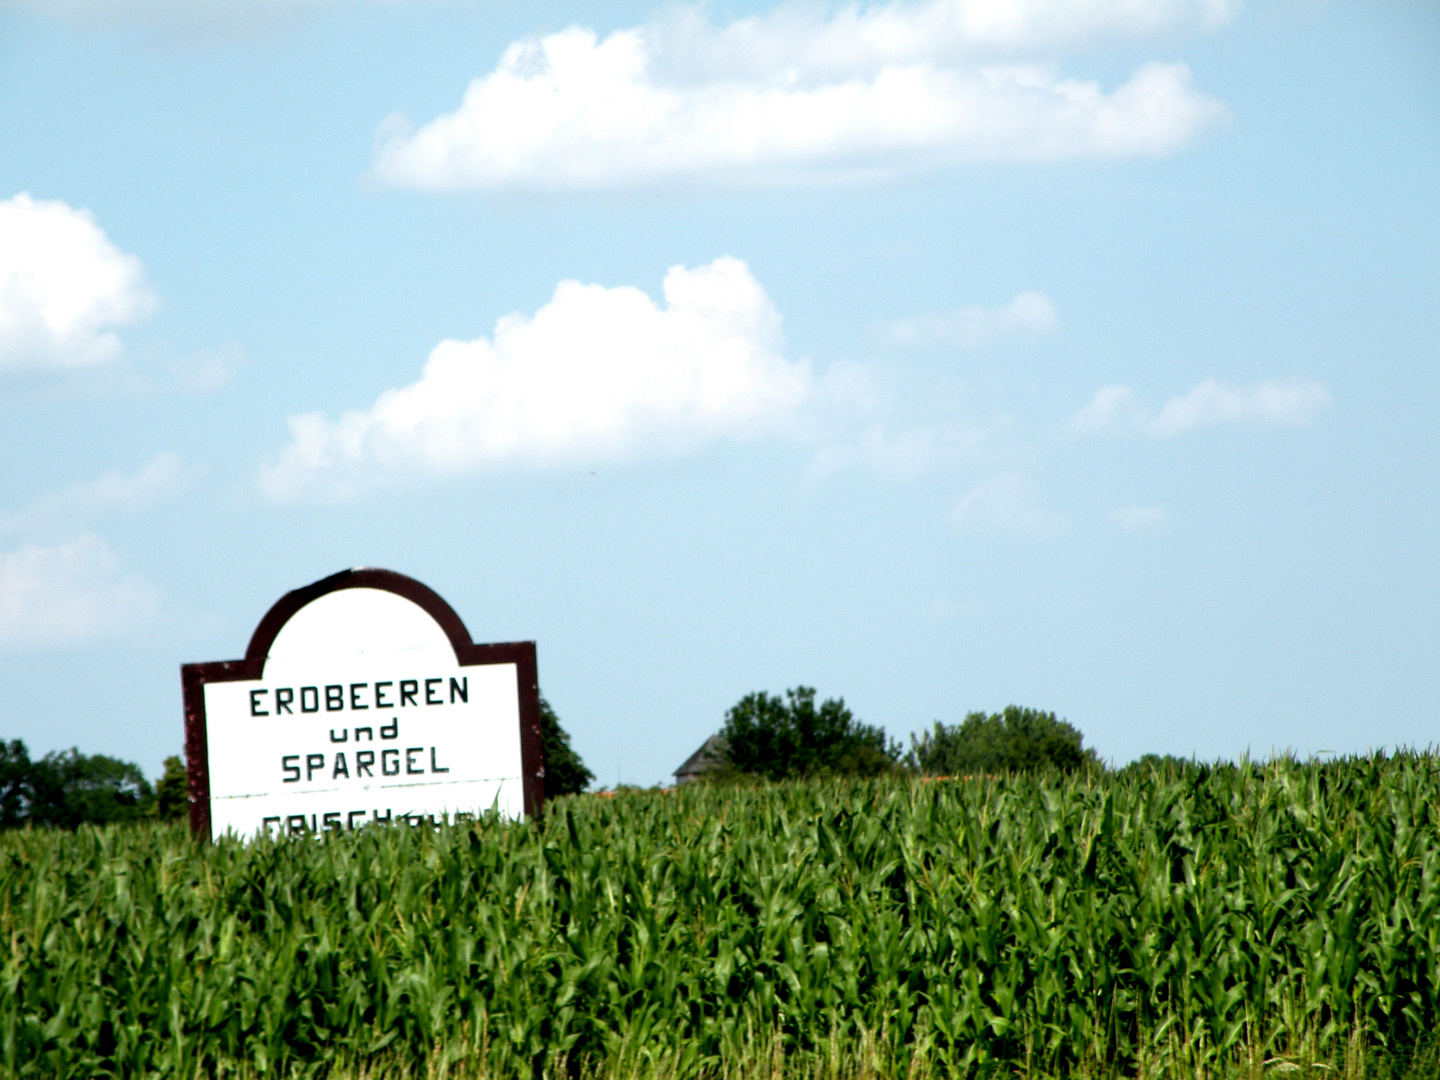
[1116,753,1197,780]
[0,740,155,828]
[155,755,189,821]
[720,686,899,781]
[27,748,155,828]
[907,706,1100,776]
[540,697,593,797]
[0,740,30,828]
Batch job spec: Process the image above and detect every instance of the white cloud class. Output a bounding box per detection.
[1068,383,1148,434]
[1,0,340,38]
[0,455,196,537]
[1070,379,1332,437]
[0,193,158,373]
[0,535,159,650]
[926,596,982,621]
[655,0,1236,74]
[372,0,1230,192]
[261,257,812,503]
[950,471,1067,536]
[1110,505,1167,531]
[805,421,993,482]
[880,290,1057,348]
[1148,378,1332,436]
[7,0,1235,43]
[170,343,248,394]
[791,357,1005,483]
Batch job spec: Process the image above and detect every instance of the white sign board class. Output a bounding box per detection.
[182,569,543,840]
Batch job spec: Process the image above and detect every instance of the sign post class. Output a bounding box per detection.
[181,568,544,840]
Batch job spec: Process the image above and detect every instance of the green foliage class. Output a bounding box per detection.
[155,754,189,821]
[0,740,29,827]
[0,739,154,828]
[4,754,1440,1078]
[907,705,1100,776]
[540,696,594,797]
[1117,753,1198,780]
[720,686,899,781]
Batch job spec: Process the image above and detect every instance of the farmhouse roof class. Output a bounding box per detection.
[674,734,727,783]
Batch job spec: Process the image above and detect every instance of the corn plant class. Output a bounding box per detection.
[2,753,1438,1078]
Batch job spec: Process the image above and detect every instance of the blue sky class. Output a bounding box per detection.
[1,0,1436,786]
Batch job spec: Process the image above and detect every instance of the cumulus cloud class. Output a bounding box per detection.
[1148,378,1332,436]
[0,455,196,537]
[0,193,157,373]
[7,0,1235,43]
[1070,379,1331,437]
[261,257,812,503]
[789,358,1004,484]
[661,0,1235,70]
[805,421,994,482]
[372,0,1231,192]
[880,290,1057,349]
[1068,383,1148,434]
[950,471,1067,537]
[1,0,341,37]
[170,343,248,394]
[1110,505,1167,532]
[0,535,159,650]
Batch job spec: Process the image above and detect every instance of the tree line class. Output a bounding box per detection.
[0,696,594,830]
[0,742,188,828]
[702,686,1100,783]
[1,687,1102,828]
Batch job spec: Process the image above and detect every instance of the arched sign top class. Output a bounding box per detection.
[245,568,476,667]
[182,567,544,840]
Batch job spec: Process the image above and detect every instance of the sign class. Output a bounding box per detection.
[181,568,543,839]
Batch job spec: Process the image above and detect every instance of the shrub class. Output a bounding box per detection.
[907,705,1099,776]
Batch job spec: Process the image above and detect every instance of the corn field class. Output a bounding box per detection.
[3,754,1440,1079]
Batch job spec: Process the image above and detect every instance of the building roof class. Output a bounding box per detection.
[674,733,727,781]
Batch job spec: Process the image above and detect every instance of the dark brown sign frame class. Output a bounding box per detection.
[181,567,544,839]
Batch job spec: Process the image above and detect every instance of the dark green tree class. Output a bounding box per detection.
[155,754,189,821]
[1116,753,1198,780]
[540,697,593,797]
[907,706,1100,776]
[0,740,155,828]
[27,749,154,828]
[0,740,30,828]
[720,686,898,781]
